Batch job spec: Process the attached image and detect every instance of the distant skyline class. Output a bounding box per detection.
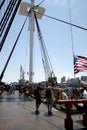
[0,0,87,83]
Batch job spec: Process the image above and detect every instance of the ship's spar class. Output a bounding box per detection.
[0,0,57,84]
[0,0,87,84]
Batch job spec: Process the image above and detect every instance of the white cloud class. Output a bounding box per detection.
[44,0,86,9]
[44,0,66,7]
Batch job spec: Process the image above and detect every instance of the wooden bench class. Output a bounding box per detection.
[57,99,87,130]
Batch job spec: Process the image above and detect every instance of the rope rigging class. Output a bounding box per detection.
[37,0,46,6]
[25,0,87,31]
[67,0,75,78]
[0,0,22,52]
[0,16,28,82]
[0,0,86,84]
[1,0,86,52]
[1,0,17,36]
[0,0,5,9]
[34,11,87,31]
[34,13,57,84]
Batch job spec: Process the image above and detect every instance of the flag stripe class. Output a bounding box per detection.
[74,55,87,74]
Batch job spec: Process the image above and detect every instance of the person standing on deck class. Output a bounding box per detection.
[34,83,42,115]
[75,86,87,113]
[61,91,68,100]
[83,86,87,99]
[45,83,55,116]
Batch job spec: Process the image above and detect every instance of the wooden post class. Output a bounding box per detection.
[57,99,87,130]
[83,103,87,127]
[65,103,73,130]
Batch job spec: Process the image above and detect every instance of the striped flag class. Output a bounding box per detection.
[74,55,87,74]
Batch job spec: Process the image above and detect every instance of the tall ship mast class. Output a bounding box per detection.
[19,0,45,84]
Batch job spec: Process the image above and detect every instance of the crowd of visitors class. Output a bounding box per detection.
[0,82,87,116]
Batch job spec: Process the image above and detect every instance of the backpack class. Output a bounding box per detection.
[45,88,52,98]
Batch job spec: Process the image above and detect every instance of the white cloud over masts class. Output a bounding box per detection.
[44,0,67,7]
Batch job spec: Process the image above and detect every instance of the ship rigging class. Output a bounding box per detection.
[0,0,87,84]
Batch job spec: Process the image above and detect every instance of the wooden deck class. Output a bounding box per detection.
[0,91,86,130]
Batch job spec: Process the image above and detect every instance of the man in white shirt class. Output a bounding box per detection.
[83,86,87,99]
[62,91,68,100]
[76,86,87,113]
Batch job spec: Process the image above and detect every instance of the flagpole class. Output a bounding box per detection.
[67,0,75,79]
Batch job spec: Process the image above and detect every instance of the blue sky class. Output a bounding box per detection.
[0,0,87,83]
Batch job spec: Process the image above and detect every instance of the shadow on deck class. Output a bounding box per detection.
[0,92,86,130]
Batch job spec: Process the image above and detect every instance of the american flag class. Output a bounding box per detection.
[74,55,87,74]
